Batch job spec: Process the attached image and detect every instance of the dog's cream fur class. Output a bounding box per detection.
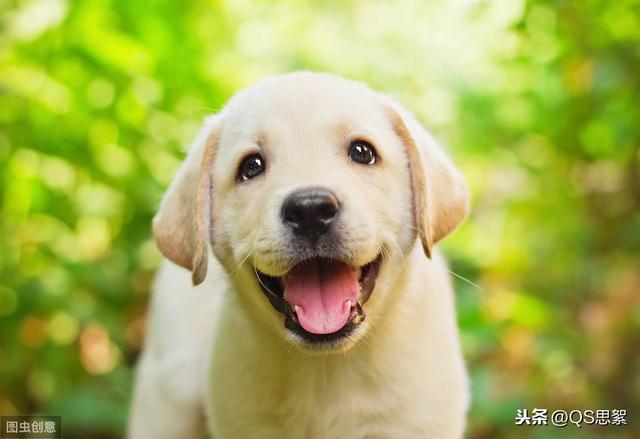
[128,72,470,438]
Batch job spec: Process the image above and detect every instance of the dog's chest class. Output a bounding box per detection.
[206,345,416,438]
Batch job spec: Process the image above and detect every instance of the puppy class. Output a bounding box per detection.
[128,72,470,439]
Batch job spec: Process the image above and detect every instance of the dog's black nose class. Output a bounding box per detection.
[281,188,340,239]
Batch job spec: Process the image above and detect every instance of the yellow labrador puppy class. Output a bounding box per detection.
[128,72,470,439]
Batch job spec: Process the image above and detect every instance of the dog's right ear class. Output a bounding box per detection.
[152,116,220,285]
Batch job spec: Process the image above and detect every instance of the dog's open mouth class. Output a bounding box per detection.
[255,255,381,344]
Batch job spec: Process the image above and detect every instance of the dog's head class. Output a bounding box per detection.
[153,72,468,351]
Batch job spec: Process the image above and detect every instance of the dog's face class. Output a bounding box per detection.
[153,72,468,351]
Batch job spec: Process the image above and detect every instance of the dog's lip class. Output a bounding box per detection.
[255,255,382,343]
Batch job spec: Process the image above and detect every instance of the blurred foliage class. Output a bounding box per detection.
[1,0,639,437]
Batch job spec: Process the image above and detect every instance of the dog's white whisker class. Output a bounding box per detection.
[373,212,421,232]
[448,269,484,292]
[198,106,224,113]
[229,251,252,275]
[253,264,281,299]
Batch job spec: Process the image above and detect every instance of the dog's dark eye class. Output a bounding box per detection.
[348,141,377,165]
[238,154,265,181]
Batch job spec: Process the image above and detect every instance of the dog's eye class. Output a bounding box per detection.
[348,141,377,165]
[238,154,265,181]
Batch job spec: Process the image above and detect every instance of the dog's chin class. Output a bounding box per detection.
[254,254,382,352]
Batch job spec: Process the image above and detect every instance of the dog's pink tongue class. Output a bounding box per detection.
[283,260,358,335]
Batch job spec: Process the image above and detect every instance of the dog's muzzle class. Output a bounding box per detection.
[254,187,381,346]
[255,255,381,346]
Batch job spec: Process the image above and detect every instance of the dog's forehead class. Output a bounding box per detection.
[220,73,390,145]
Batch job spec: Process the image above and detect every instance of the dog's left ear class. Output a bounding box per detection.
[384,104,469,258]
[152,116,220,285]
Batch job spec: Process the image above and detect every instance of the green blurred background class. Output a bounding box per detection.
[1,0,639,437]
